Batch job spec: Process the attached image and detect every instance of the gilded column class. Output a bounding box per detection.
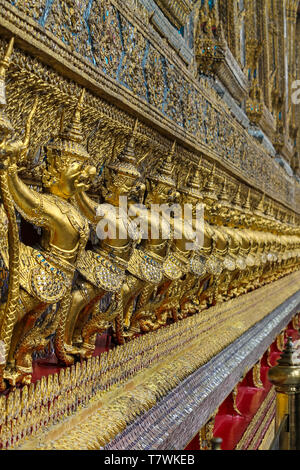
[268,0,280,118]
[218,0,239,59]
[272,0,286,153]
[295,15,300,175]
[286,1,299,143]
[245,0,264,123]
[257,0,272,110]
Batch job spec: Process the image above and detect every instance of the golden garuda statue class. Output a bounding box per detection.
[61,120,143,361]
[0,39,96,388]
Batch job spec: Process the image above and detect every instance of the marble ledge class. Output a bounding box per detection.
[139,0,193,64]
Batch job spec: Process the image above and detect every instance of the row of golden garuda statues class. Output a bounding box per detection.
[0,39,299,390]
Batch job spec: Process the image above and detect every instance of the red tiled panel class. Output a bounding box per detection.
[214,415,248,450]
[31,331,113,383]
[185,435,200,451]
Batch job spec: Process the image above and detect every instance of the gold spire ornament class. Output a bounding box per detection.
[202,162,218,201]
[0,37,14,134]
[107,118,141,178]
[189,160,202,190]
[244,188,252,211]
[46,89,91,163]
[218,177,230,204]
[267,200,274,218]
[256,192,265,214]
[180,157,203,199]
[150,140,176,187]
[232,184,242,208]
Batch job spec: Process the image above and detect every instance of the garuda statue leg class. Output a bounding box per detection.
[63,280,104,359]
[0,287,49,387]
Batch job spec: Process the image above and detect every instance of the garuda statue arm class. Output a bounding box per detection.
[0,100,48,225]
[74,190,99,225]
[6,169,46,225]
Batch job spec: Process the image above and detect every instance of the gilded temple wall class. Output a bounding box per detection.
[0,0,299,450]
[0,0,299,212]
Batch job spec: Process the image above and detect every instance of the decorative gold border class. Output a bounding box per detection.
[15,271,300,450]
[258,419,276,450]
[235,388,276,450]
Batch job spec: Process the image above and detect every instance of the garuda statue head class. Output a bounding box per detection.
[43,90,96,199]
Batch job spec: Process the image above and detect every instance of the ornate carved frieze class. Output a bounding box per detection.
[0,1,298,210]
